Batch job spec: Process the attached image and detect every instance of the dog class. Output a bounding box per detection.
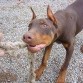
[23,0,83,82]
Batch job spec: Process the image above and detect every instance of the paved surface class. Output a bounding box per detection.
[0,0,83,83]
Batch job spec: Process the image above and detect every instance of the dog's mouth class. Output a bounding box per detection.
[27,44,46,53]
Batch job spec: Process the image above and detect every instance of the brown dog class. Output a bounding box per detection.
[23,0,83,82]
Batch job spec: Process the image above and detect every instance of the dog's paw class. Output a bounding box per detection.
[56,78,65,83]
[35,69,43,81]
[56,75,65,83]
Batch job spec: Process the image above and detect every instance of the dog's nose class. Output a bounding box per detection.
[27,36,32,40]
[23,35,31,40]
[23,34,32,41]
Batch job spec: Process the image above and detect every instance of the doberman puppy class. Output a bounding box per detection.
[23,0,83,82]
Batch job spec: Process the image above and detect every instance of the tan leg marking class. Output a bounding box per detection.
[35,44,53,80]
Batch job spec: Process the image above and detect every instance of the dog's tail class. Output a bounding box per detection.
[80,45,83,53]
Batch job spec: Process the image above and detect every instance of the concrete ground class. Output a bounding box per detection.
[0,0,83,83]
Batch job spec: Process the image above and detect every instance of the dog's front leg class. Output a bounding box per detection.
[56,41,74,83]
[35,44,53,81]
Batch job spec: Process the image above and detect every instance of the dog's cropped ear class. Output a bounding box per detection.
[30,7,36,20]
[47,5,57,25]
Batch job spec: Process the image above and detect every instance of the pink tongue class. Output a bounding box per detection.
[34,44,46,51]
[36,44,46,49]
[28,44,46,53]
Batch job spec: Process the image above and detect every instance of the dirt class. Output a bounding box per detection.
[0,71,17,82]
[0,0,83,83]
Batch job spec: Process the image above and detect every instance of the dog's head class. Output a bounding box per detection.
[23,6,58,53]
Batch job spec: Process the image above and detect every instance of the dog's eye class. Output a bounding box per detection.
[28,23,32,27]
[28,23,32,30]
[41,24,47,28]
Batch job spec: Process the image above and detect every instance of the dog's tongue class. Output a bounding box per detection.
[36,44,46,48]
[28,44,46,53]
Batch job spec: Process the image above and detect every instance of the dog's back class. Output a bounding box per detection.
[68,0,83,31]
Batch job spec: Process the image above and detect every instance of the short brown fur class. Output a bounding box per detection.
[23,0,83,82]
